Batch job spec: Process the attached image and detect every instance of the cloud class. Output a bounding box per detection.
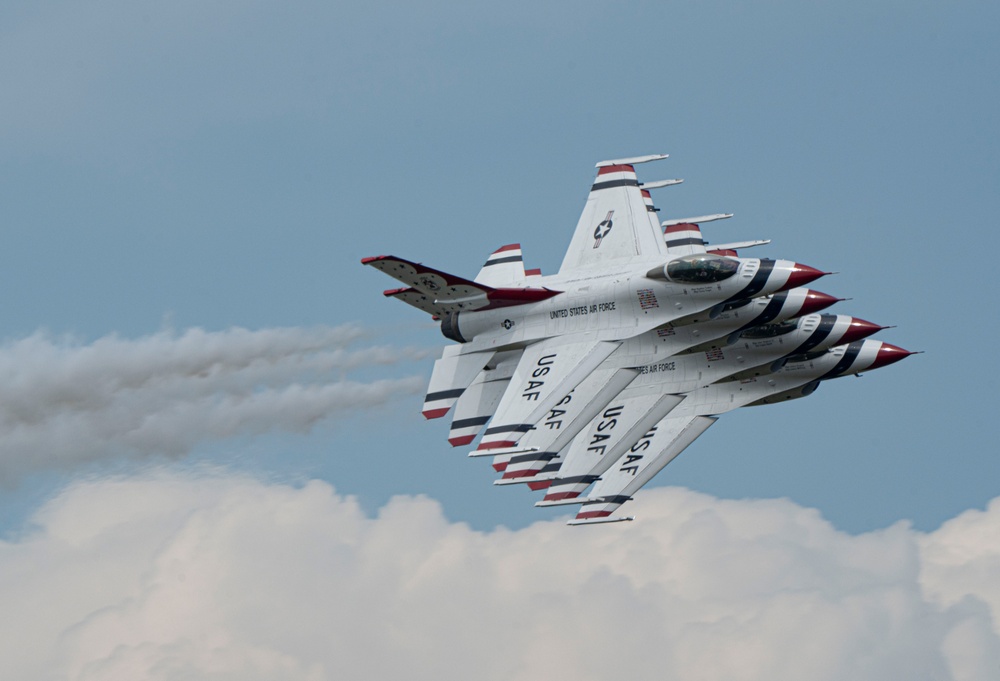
[2,472,997,681]
[0,326,426,483]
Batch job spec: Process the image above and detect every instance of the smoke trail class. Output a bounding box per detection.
[0,325,428,482]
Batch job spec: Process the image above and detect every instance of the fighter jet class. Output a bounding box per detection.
[362,155,911,524]
[547,339,913,524]
[491,312,887,483]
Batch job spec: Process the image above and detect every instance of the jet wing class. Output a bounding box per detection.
[556,340,906,521]
[566,415,718,524]
[474,336,622,451]
[537,389,685,502]
[488,366,640,479]
[558,156,669,275]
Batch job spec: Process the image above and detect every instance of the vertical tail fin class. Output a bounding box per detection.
[475,244,526,287]
[663,223,707,256]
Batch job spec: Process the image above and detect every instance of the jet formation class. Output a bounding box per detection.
[363,155,912,525]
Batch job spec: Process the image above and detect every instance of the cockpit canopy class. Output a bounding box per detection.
[740,319,799,339]
[665,254,740,284]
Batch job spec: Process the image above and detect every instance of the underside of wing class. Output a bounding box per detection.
[568,415,717,523]
[538,390,684,503]
[363,255,560,312]
[490,367,640,480]
[558,157,669,275]
[474,336,622,452]
[382,287,449,317]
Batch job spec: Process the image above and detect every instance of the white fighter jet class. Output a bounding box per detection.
[546,339,913,524]
[363,155,911,524]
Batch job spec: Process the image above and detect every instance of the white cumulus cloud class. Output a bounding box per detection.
[0,326,427,483]
[1,472,997,681]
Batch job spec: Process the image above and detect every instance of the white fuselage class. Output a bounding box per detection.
[453,257,799,351]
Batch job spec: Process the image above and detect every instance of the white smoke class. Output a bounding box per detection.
[0,326,427,482]
[2,473,997,681]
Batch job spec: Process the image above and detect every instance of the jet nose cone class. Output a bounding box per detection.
[870,343,914,370]
[781,264,829,291]
[841,318,884,344]
[799,290,841,315]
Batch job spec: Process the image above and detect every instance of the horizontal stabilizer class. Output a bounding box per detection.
[363,255,560,312]
[567,515,634,526]
[662,214,733,227]
[596,154,668,167]
[383,288,448,317]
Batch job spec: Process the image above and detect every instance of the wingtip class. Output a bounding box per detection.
[596,153,669,168]
[566,515,635,526]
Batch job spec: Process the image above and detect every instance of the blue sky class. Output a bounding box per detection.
[1,2,999,677]
[2,0,995,533]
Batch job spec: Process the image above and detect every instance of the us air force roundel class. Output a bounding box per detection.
[593,210,614,248]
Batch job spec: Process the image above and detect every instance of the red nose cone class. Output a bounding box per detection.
[870,343,914,370]
[798,290,841,315]
[840,318,884,344]
[781,264,828,291]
